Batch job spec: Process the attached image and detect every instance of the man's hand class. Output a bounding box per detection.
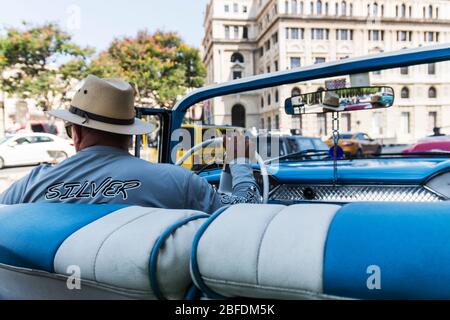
[223,134,256,163]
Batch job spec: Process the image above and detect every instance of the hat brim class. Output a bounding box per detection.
[47,109,155,135]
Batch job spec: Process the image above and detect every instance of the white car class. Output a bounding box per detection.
[0,133,75,169]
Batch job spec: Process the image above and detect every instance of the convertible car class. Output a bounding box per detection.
[0,44,450,300]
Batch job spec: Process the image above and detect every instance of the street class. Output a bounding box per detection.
[0,165,37,194]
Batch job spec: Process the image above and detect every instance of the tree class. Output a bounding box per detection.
[0,22,93,111]
[89,30,206,108]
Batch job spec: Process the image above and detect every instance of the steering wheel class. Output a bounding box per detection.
[175,137,269,204]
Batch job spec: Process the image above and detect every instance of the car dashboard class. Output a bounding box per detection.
[200,157,450,204]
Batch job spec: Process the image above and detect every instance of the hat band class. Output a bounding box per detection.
[69,106,135,125]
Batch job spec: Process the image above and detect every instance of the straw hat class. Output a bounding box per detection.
[48,75,154,135]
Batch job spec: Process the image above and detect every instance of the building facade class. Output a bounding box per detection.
[202,0,450,143]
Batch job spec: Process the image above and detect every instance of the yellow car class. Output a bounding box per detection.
[177,124,245,170]
[325,132,382,158]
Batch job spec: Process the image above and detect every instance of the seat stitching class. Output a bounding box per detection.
[255,208,282,285]
[92,208,160,282]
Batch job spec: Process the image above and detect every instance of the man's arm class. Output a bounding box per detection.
[184,159,261,214]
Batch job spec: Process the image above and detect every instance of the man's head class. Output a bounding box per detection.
[68,124,131,152]
[49,75,154,152]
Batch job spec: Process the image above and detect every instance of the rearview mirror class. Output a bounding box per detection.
[285,86,394,115]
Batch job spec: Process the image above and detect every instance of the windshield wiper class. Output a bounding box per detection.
[266,149,329,163]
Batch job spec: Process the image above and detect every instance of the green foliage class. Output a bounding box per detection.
[0,22,93,110]
[89,30,206,108]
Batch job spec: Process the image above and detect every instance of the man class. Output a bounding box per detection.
[0,75,260,213]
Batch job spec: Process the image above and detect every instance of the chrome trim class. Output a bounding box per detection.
[270,184,445,202]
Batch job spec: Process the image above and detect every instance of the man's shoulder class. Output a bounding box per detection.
[119,156,193,176]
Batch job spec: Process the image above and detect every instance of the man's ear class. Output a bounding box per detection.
[72,124,83,151]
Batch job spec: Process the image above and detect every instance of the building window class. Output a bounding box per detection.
[272,32,279,44]
[409,6,412,17]
[234,26,239,38]
[285,0,289,13]
[369,30,384,41]
[261,118,265,129]
[401,112,411,134]
[429,87,437,98]
[401,87,410,99]
[325,2,329,15]
[224,4,230,12]
[292,87,301,96]
[233,3,239,12]
[428,63,436,75]
[312,28,329,40]
[275,89,279,103]
[259,47,264,57]
[397,31,411,42]
[274,60,279,71]
[396,5,399,17]
[233,71,242,79]
[268,117,272,130]
[335,3,338,15]
[300,1,304,14]
[401,4,406,17]
[290,57,301,69]
[243,5,248,13]
[268,94,271,105]
[317,113,327,136]
[275,115,280,130]
[436,7,439,19]
[429,5,433,18]
[261,97,264,108]
[337,29,353,40]
[243,26,248,39]
[373,112,383,135]
[265,40,271,51]
[287,27,304,39]
[342,113,351,132]
[317,0,322,14]
[400,67,409,75]
[267,66,271,73]
[428,111,437,131]
[381,4,384,16]
[225,26,230,39]
[341,1,347,15]
[231,52,244,63]
[373,3,378,16]
[315,57,326,64]
[292,0,298,14]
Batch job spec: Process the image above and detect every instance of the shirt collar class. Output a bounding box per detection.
[79,145,130,154]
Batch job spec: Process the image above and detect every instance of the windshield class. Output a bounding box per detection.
[176,61,450,169]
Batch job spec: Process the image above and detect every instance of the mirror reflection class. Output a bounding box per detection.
[285,86,395,115]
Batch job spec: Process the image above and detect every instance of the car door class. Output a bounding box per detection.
[35,135,56,162]
[7,137,35,165]
[363,134,378,153]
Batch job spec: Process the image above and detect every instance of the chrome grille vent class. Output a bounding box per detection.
[270,185,443,202]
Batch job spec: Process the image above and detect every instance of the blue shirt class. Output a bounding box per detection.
[0,146,260,214]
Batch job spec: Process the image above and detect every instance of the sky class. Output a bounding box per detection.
[0,0,209,51]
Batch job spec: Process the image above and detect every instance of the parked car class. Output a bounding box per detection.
[258,134,329,161]
[30,122,59,135]
[325,132,382,157]
[0,133,75,169]
[177,124,245,170]
[402,138,450,154]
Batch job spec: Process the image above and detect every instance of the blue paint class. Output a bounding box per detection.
[148,213,209,300]
[324,202,450,299]
[0,204,126,272]
[200,159,450,185]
